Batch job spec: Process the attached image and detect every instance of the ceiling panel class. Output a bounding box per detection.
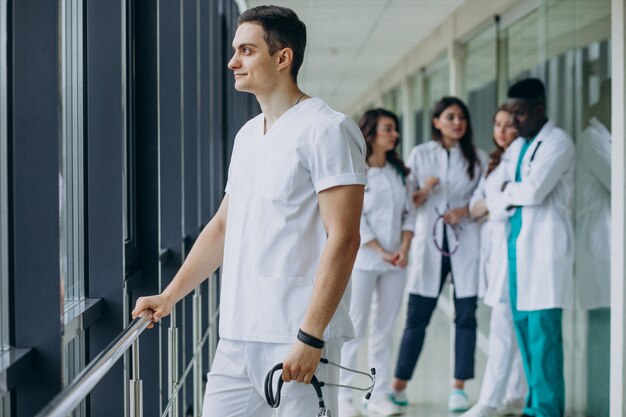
[245,0,466,111]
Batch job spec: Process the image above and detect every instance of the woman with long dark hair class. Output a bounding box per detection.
[462,105,527,417]
[338,109,414,417]
[387,97,486,414]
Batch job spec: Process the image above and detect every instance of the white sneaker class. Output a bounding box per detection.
[448,389,470,412]
[497,398,525,415]
[339,399,363,417]
[388,391,409,407]
[366,396,404,416]
[459,404,498,417]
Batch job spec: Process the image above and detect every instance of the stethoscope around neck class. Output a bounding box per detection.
[264,358,376,416]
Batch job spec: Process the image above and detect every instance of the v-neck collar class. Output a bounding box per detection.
[261,97,317,137]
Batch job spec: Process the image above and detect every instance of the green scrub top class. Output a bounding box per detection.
[507,137,536,260]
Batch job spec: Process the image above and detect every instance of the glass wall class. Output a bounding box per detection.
[0,0,8,352]
[60,0,87,415]
[422,55,449,142]
[60,0,85,307]
[503,0,611,414]
[462,24,498,152]
[410,71,425,145]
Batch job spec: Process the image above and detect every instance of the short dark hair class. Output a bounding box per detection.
[238,5,307,82]
[508,78,546,105]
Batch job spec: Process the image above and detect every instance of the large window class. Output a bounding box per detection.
[462,24,497,151]
[60,0,85,307]
[383,86,404,153]
[410,72,425,145]
[60,0,87,415]
[123,0,138,274]
[422,55,449,141]
[0,0,9,352]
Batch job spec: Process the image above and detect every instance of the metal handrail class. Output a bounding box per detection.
[35,311,152,417]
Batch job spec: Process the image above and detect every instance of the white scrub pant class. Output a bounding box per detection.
[202,338,343,417]
[478,302,527,408]
[339,269,406,402]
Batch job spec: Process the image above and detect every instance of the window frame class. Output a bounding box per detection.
[60,0,86,307]
[0,0,9,351]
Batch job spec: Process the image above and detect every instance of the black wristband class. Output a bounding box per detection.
[297,328,325,349]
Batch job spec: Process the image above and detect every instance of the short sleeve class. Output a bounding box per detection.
[309,116,367,193]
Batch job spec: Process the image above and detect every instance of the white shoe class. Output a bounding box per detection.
[366,396,404,416]
[497,398,525,415]
[388,391,409,407]
[459,404,498,417]
[339,399,363,417]
[448,389,470,412]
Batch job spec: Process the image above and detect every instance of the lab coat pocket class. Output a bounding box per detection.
[259,154,297,201]
[535,220,567,260]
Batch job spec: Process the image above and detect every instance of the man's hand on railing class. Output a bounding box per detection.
[132,293,174,329]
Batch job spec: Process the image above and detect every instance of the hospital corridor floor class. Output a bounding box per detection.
[338,288,490,417]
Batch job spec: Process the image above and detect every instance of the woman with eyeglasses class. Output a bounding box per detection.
[387,97,486,414]
[461,105,527,417]
[338,109,415,417]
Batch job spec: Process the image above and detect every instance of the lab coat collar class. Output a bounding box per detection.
[521,119,554,164]
[532,119,555,144]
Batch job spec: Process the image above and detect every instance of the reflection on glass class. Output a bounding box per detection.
[576,80,611,417]
[503,1,611,415]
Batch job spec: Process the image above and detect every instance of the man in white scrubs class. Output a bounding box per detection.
[132,5,366,417]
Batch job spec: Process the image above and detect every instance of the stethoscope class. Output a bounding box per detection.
[264,358,376,416]
[432,204,462,257]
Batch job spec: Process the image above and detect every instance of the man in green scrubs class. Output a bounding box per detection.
[503,78,574,417]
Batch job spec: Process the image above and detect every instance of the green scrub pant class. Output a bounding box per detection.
[509,257,565,417]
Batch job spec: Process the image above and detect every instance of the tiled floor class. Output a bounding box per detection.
[348,283,489,407]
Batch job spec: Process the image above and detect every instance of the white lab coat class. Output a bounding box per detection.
[494,120,575,311]
[405,140,486,298]
[354,163,415,271]
[575,117,611,309]
[469,147,516,307]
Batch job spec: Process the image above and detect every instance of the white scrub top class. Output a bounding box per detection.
[405,140,486,299]
[221,97,367,344]
[354,163,415,271]
[495,120,575,311]
[575,117,611,309]
[469,146,517,307]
